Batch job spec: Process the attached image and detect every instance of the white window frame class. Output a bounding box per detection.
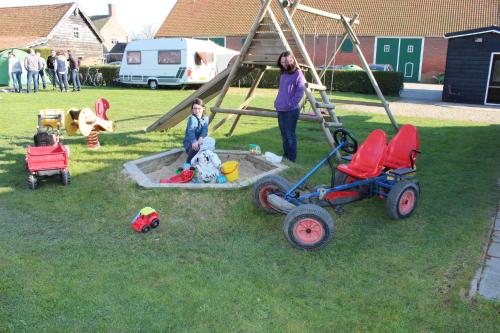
[73,26,79,39]
[384,45,390,53]
[407,45,414,53]
[484,52,500,105]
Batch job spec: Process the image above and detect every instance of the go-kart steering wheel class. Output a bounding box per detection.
[333,128,358,154]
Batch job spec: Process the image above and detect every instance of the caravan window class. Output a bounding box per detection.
[195,52,214,65]
[127,51,141,64]
[158,50,181,64]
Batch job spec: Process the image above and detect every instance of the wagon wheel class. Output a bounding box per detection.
[385,181,420,219]
[60,169,71,186]
[27,174,38,190]
[252,175,291,214]
[151,219,160,228]
[333,128,358,154]
[283,204,334,250]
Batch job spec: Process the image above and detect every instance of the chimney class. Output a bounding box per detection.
[108,3,116,17]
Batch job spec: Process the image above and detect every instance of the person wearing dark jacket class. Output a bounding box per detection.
[67,50,81,92]
[46,50,59,90]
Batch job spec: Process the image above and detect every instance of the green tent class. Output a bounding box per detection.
[0,49,28,87]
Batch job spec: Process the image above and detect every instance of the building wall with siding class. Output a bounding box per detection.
[45,10,103,65]
[443,33,500,104]
[100,18,128,52]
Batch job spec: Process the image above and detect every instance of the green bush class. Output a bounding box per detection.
[80,65,120,86]
[234,68,404,96]
[19,47,52,59]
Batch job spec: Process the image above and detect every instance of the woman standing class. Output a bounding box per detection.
[8,52,23,93]
[54,51,69,92]
[274,51,305,162]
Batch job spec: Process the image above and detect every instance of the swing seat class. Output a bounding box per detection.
[337,129,387,179]
[385,125,419,169]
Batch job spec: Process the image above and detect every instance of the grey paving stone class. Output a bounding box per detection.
[489,239,500,258]
[495,217,500,230]
[484,257,500,275]
[478,268,500,300]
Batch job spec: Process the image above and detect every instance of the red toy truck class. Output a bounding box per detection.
[25,143,70,189]
[131,207,160,233]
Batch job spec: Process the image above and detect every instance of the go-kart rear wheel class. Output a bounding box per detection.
[252,175,291,214]
[150,219,159,228]
[283,204,334,250]
[141,225,151,233]
[385,181,419,219]
[27,174,38,190]
[61,169,71,186]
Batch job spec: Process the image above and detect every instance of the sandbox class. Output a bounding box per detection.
[123,148,287,189]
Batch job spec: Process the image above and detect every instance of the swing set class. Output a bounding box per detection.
[147,0,399,149]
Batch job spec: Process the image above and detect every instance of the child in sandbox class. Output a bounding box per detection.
[183,98,208,163]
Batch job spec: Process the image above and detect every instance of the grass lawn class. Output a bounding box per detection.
[0,87,499,332]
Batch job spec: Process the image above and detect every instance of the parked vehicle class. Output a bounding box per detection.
[119,38,239,89]
[131,207,160,233]
[368,64,394,71]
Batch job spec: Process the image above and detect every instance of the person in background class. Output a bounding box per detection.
[8,52,23,93]
[274,51,305,162]
[36,51,47,89]
[54,51,69,93]
[67,50,81,92]
[182,98,208,163]
[24,48,43,93]
[46,50,59,90]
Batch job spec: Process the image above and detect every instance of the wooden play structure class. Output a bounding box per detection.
[146,0,398,148]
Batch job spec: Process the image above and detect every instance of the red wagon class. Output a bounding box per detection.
[25,144,70,189]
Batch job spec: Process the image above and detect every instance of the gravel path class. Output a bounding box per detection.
[338,100,500,124]
[337,83,500,124]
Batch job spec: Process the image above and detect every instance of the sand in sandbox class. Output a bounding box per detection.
[146,151,274,183]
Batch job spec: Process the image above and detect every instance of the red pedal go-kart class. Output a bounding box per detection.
[253,125,420,250]
[131,207,160,233]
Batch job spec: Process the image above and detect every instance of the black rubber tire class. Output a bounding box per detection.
[27,174,38,190]
[252,175,291,214]
[61,169,71,186]
[385,181,419,220]
[283,204,334,250]
[151,219,159,228]
[142,225,151,233]
[148,80,158,90]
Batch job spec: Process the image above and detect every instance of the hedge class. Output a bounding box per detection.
[80,65,120,86]
[236,68,404,96]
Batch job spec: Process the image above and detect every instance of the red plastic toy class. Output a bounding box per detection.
[160,169,194,184]
[131,207,160,233]
[25,143,70,189]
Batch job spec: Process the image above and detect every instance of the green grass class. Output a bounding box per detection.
[0,87,499,332]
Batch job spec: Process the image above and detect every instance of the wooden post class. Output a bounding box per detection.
[210,0,274,124]
[341,15,399,131]
[212,67,266,132]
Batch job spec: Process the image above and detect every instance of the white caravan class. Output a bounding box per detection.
[119,38,239,89]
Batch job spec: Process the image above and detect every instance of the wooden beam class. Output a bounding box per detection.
[294,4,359,24]
[331,99,385,107]
[211,107,323,122]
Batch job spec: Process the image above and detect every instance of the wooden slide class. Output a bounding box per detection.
[146,65,254,132]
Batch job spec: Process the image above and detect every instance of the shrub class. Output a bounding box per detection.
[80,65,120,86]
[234,68,404,96]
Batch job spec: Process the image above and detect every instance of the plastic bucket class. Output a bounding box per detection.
[221,161,239,182]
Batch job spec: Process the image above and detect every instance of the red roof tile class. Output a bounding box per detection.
[157,0,500,38]
[0,3,73,49]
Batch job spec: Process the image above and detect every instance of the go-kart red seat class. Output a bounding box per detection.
[337,129,387,179]
[385,124,419,169]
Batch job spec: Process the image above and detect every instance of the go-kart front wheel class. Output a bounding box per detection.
[385,181,419,219]
[283,204,334,250]
[252,175,291,214]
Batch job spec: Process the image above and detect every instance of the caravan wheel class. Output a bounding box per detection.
[148,80,158,90]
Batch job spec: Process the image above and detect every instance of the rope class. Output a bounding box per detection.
[329,22,341,93]
[312,15,318,65]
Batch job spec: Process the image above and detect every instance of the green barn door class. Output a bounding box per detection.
[375,38,399,72]
[398,38,422,82]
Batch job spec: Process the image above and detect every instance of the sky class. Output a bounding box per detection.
[0,0,177,36]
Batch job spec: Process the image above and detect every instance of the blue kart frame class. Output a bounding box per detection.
[252,128,420,250]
